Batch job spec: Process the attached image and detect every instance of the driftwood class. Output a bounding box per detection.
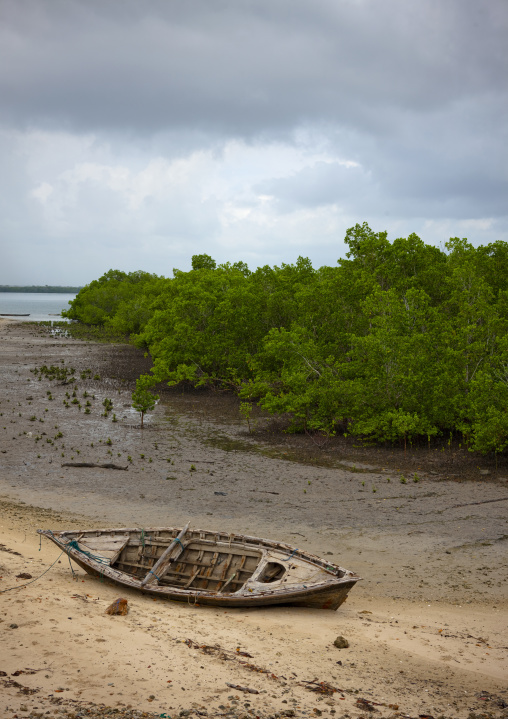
[248,490,280,495]
[61,462,128,471]
[447,497,508,510]
[226,683,259,694]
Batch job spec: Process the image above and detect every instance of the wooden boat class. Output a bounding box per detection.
[38,525,361,610]
[0,313,30,316]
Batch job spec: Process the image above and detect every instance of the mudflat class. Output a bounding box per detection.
[1,320,507,719]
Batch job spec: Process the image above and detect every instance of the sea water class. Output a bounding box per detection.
[0,292,76,322]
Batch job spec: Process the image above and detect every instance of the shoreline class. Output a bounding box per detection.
[1,320,507,718]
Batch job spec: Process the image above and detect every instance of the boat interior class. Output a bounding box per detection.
[73,528,289,594]
[116,540,264,592]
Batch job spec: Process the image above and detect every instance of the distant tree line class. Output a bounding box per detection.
[63,224,508,455]
[0,285,83,293]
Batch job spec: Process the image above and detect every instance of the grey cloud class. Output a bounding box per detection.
[0,0,507,284]
[1,0,506,137]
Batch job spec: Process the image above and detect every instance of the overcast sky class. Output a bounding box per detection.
[1,0,507,285]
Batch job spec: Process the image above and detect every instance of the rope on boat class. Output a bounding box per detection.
[0,531,115,594]
[64,539,111,565]
[145,568,162,582]
[281,548,299,562]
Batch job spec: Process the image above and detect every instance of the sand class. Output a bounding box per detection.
[0,319,507,719]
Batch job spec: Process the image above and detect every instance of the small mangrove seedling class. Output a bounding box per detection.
[127,455,132,463]
[372,486,377,493]
[400,475,407,484]
[111,413,118,422]
[413,473,420,483]
[190,464,196,471]
[105,437,112,446]
[239,401,255,433]
[84,407,90,414]
[148,457,153,463]
[131,387,159,429]
[140,453,145,459]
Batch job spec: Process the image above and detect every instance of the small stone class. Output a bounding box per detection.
[9,623,19,629]
[333,635,349,649]
[105,598,128,615]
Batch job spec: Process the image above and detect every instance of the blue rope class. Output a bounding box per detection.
[64,539,111,565]
[281,548,299,562]
[146,569,161,581]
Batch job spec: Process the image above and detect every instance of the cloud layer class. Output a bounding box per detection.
[1,0,507,283]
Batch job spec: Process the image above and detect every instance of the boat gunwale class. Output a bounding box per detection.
[37,526,352,574]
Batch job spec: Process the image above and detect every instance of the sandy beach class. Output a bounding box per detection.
[1,319,507,719]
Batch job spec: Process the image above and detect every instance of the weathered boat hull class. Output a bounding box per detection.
[38,526,360,610]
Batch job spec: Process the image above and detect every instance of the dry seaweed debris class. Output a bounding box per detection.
[300,678,345,695]
[184,638,280,680]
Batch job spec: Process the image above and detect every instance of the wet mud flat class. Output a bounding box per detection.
[1,320,507,719]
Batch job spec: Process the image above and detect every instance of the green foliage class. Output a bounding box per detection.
[56,224,508,455]
[191,253,216,271]
[131,386,159,428]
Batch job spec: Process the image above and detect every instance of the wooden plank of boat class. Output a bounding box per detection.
[141,522,189,586]
[37,525,361,610]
